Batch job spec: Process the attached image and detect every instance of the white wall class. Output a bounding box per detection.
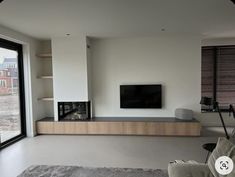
[0,25,42,136]
[52,36,89,120]
[91,35,201,118]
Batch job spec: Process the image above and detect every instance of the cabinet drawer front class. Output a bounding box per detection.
[63,122,88,134]
[123,122,147,135]
[146,122,201,136]
[37,122,54,134]
[88,122,123,134]
[54,122,65,134]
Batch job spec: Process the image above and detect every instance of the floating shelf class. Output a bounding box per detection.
[38,97,54,101]
[37,75,53,79]
[36,53,52,58]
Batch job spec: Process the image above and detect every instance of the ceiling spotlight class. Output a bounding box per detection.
[66,33,70,36]
[161,28,166,32]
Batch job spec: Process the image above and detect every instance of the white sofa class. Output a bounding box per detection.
[168,138,235,177]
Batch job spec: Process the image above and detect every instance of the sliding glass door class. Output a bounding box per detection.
[0,38,25,148]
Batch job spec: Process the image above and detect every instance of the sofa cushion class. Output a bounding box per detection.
[168,161,213,177]
[208,137,235,177]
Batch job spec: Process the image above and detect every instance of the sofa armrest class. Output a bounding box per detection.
[168,162,214,177]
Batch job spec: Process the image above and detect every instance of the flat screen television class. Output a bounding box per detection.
[120,84,162,108]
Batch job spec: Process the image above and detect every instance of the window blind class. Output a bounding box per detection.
[201,46,235,111]
[216,46,235,109]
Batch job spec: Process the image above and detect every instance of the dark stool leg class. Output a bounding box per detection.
[202,143,216,163]
[205,151,210,163]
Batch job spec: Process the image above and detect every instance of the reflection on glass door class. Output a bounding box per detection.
[0,38,25,148]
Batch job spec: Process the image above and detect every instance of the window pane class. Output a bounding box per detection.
[0,47,21,143]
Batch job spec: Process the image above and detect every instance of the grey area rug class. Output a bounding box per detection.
[18,165,168,177]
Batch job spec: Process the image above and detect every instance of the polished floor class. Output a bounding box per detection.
[0,135,217,177]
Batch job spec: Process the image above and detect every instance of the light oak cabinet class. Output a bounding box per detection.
[37,121,54,134]
[37,118,201,136]
[88,122,123,134]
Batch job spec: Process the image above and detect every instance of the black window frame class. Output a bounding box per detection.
[0,38,26,149]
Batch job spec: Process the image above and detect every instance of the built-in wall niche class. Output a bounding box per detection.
[58,101,91,121]
[36,40,54,119]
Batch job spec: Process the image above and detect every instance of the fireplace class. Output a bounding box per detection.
[58,101,91,121]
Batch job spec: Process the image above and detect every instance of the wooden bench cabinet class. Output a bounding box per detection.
[36,117,201,136]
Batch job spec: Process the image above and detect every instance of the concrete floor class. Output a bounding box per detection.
[0,135,217,177]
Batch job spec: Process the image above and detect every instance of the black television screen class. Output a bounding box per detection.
[120,84,162,108]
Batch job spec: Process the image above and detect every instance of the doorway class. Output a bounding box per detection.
[0,38,26,148]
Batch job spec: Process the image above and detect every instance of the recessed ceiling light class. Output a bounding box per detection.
[66,33,71,36]
[161,28,166,32]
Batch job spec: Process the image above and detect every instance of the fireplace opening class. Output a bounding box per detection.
[58,101,91,121]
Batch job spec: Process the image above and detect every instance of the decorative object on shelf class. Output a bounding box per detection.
[175,108,193,120]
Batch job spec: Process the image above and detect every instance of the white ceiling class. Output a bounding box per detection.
[0,0,235,39]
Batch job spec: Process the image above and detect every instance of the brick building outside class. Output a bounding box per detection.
[0,58,18,95]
